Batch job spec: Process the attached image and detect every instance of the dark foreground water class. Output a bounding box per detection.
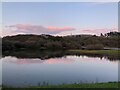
[2,51,119,87]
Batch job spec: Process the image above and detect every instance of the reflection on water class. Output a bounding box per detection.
[2,50,120,61]
[2,50,119,87]
[2,50,66,60]
[3,56,45,64]
[3,56,75,64]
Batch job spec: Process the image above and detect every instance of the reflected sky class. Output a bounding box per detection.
[2,55,118,64]
[2,55,118,87]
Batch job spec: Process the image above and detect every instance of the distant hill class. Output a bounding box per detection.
[2,32,120,51]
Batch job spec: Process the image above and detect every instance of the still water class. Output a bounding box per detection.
[2,51,118,87]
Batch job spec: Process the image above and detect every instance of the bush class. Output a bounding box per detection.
[86,44,104,50]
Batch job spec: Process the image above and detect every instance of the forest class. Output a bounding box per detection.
[2,32,120,51]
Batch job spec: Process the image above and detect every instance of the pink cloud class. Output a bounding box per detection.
[47,26,75,31]
[4,24,118,36]
[6,24,76,35]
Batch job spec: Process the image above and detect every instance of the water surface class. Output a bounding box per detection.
[2,51,118,87]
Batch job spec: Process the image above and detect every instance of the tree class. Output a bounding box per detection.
[100,33,104,36]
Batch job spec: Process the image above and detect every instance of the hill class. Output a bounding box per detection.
[2,32,120,51]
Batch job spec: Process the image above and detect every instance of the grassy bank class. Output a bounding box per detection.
[67,50,120,57]
[31,82,118,88]
[3,82,119,89]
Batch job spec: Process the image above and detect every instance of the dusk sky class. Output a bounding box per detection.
[2,2,118,36]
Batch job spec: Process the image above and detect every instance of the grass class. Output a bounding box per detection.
[31,82,118,88]
[68,50,120,57]
[3,82,119,89]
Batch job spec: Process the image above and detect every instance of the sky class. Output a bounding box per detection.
[2,2,118,36]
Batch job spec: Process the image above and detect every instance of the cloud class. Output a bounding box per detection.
[57,27,118,36]
[81,28,118,35]
[4,24,75,36]
[2,24,118,37]
[47,26,75,31]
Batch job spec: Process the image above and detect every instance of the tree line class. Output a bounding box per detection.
[2,32,120,51]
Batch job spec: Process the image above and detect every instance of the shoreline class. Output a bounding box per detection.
[67,50,120,56]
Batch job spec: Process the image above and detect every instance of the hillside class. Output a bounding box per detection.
[2,32,120,51]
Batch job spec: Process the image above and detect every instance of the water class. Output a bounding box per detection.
[2,51,118,87]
